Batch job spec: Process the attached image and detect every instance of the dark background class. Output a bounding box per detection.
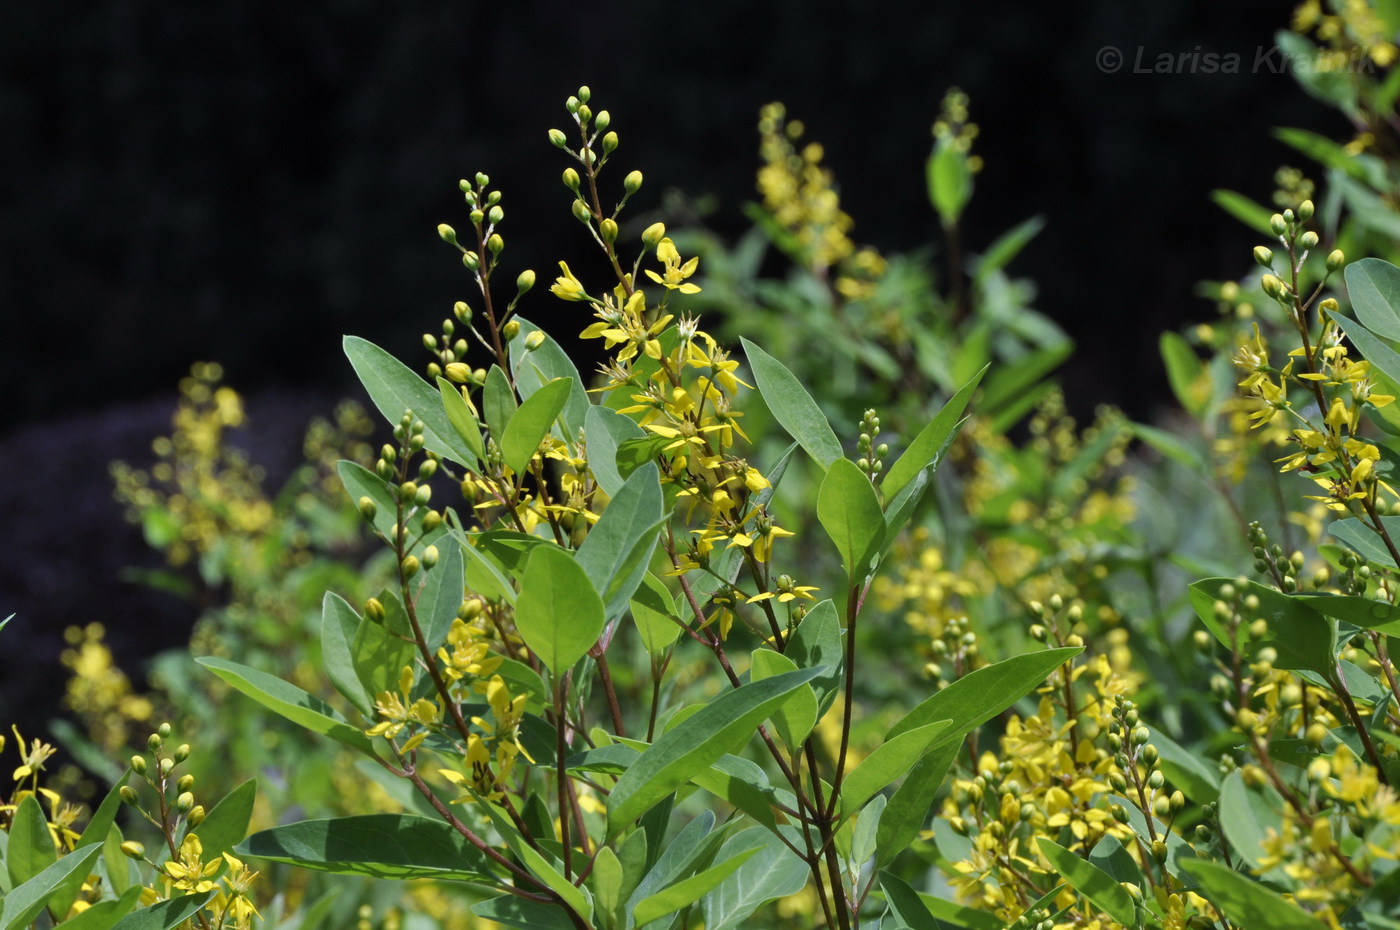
[0,1,1339,725]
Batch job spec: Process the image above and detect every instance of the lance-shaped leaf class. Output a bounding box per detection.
[109,892,216,930]
[749,649,819,753]
[876,738,960,866]
[48,774,130,918]
[1345,257,1400,340]
[1188,578,1337,675]
[437,377,484,465]
[577,463,663,618]
[1182,859,1327,930]
[1329,515,1400,570]
[7,795,54,890]
[787,598,843,713]
[515,543,606,678]
[511,317,591,443]
[879,870,944,930]
[1036,837,1139,928]
[607,668,822,836]
[56,886,141,930]
[196,657,375,753]
[883,365,985,501]
[632,847,759,928]
[740,337,842,469]
[471,897,576,930]
[194,779,257,862]
[236,814,499,883]
[482,365,517,438]
[343,336,476,467]
[630,573,685,656]
[500,377,573,475]
[838,720,952,818]
[701,828,810,930]
[585,404,646,498]
[476,801,592,920]
[0,845,103,930]
[887,647,1081,744]
[818,457,885,584]
[322,593,372,716]
[1294,591,1400,635]
[417,534,466,651]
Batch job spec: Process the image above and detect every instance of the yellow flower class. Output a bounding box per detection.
[163,834,222,894]
[645,238,701,293]
[550,261,589,301]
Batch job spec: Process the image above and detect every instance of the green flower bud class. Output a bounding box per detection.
[548,128,568,148]
[563,167,580,190]
[437,224,458,245]
[422,333,438,351]
[173,744,190,763]
[121,841,146,860]
[602,131,618,153]
[486,233,503,254]
[600,218,618,243]
[158,723,172,738]
[176,791,195,813]
[576,85,590,103]
[1242,765,1267,789]
[624,170,643,193]
[642,222,666,247]
[594,109,610,131]
[502,320,521,341]
[572,199,592,223]
[1253,246,1273,267]
[414,484,431,506]
[148,733,163,752]
[524,330,546,350]
[177,773,194,791]
[577,104,592,124]
[1327,249,1345,272]
[1141,744,1159,766]
[401,555,420,579]
[131,755,147,775]
[462,251,480,271]
[187,805,206,827]
[1305,722,1329,748]
[1300,230,1319,249]
[1270,213,1288,236]
[120,785,140,805]
[1150,839,1168,862]
[445,362,471,383]
[454,300,471,322]
[159,758,175,777]
[1260,274,1284,299]
[488,205,504,225]
[422,511,442,533]
[516,269,536,294]
[1298,199,1314,221]
[422,545,439,569]
[365,597,385,623]
[475,172,489,188]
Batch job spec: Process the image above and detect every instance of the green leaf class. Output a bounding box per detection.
[741,337,842,469]
[1182,859,1328,929]
[1160,332,1209,417]
[416,534,465,653]
[1108,794,1199,889]
[56,886,141,930]
[839,720,952,818]
[351,597,416,705]
[437,377,485,465]
[633,847,759,928]
[972,215,1044,286]
[851,795,885,870]
[818,457,885,584]
[1086,835,1141,886]
[928,138,972,227]
[483,364,517,438]
[322,593,372,716]
[511,316,591,443]
[1217,770,1285,873]
[1211,189,1277,236]
[607,668,822,836]
[1331,312,1400,397]
[477,802,592,920]
[577,463,664,619]
[585,404,647,498]
[630,573,685,656]
[6,794,55,889]
[591,846,624,929]
[884,366,985,502]
[627,811,725,926]
[1133,422,1208,472]
[876,739,960,867]
[237,814,499,882]
[460,530,517,604]
[887,647,1081,743]
[500,377,573,475]
[0,845,103,930]
[196,657,375,753]
[102,825,131,897]
[471,896,576,930]
[1036,837,1139,928]
[700,828,810,930]
[109,892,216,930]
[194,778,257,862]
[343,336,476,466]
[1149,726,1221,803]
[690,755,781,833]
[787,599,843,712]
[916,893,1002,930]
[1345,258,1400,340]
[749,649,819,752]
[50,774,129,918]
[879,870,946,930]
[337,461,407,543]
[1329,515,1400,570]
[515,543,606,678]
[1188,578,1337,675]
[1294,590,1400,635]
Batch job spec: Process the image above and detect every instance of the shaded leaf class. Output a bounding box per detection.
[500,377,573,475]
[1182,859,1327,929]
[883,366,985,502]
[741,337,842,469]
[196,657,375,753]
[343,336,476,466]
[1036,837,1138,928]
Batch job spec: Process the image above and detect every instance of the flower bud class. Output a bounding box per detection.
[120,786,140,805]
[486,233,503,254]
[600,218,618,243]
[1300,230,1319,249]
[437,224,458,246]
[159,758,175,777]
[187,805,206,827]
[1260,274,1285,299]
[1150,839,1168,862]
[121,841,146,860]
[563,167,580,191]
[524,330,546,350]
[602,131,619,153]
[422,545,439,569]
[365,597,385,623]
[414,484,431,506]
[642,222,667,248]
[1253,246,1273,267]
[176,791,195,813]
[177,773,194,792]
[488,205,504,225]
[401,555,420,579]
[475,172,489,188]
[462,251,480,271]
[445,362,471,383]
[1327,249,1345,272]
[131,755,147,775]
[576,85,591,103]
[548,128,568,148]
[1298,199,1314,221]
[158,723,172,738]
[502,320,521,341]
[516,269,536,294]
[624,170,643,193]
[148,733,163,752]
[422,510,442,533]
[1270,213,1288,235]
